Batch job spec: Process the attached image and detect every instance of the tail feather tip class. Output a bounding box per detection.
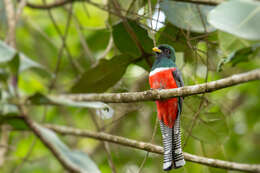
[163,162,172,171]
[174,159,185,169]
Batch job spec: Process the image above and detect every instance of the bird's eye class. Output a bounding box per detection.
[165,49,170,55]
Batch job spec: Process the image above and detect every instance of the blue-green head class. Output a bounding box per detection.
[151,44,176,71]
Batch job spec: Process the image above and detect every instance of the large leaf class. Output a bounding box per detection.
[28,92,114,119]
[112,20,153,57]
[87,29,110,52]
[218,31,251,55]
[160,0,215,33]
[208,0,260,40]
[35,124,101,173]
[157,23,197,61]
[157,24,192,52]
[218,43,260,71]
[134,58,152,71]
[71,54,132,93]
[0,41,51,76]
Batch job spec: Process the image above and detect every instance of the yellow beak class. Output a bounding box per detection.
[152,47,162,53]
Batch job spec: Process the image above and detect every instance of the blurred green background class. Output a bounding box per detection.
[0,0,260,172]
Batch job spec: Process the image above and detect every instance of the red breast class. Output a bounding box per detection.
[149,67,178,128]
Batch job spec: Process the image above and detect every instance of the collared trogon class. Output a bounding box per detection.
[149,44,185,171]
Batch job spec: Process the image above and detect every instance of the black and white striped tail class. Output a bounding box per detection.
[160,115,185,171]
[173,115,185,168]
[160,120,173,170]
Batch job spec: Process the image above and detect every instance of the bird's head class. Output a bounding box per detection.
[152,44,176,62]
[151,44,176,70]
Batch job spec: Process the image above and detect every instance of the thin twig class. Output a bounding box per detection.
[148,0,156,47]
[184,5,210,147]
[13,140,37,173]
[89,111,117,173]
[14,5,75,171]
[126,0,138,15]
[15,0,27,25]
[110,0,152,66]
[45,1,74,90]
[154,0,161,32]
[183,97,206,147]
[40,1,83,74]
[138,117,158,173]
[97,35,113,59]
[70,10,95,63]
[111,0,144,54]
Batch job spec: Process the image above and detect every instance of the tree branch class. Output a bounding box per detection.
[1,0,17,167]
[57,69,260,103]
[4,0,16,47]
[45,124,260,173]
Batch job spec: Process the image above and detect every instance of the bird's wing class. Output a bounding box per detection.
[172,68,184,114]
[173,68,184,87]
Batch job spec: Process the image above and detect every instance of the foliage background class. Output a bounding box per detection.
[0,0,260,172]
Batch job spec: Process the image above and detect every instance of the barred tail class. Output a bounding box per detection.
[173,115,185,168]
[160,121,173,171]
[160,115,185,171]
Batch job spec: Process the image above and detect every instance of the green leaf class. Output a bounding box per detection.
[71,54,132,93]
[0,107,28,130]
[35,124,101,173]
[0,116,28,130]
[134,58,152,71]
[157,24,189,52]
[218,31,251,55]
[157,24,197,61]
[28,93,114,119]
[0,41,16,63]
[112,20,153,57]
[0,41,51,77]
[27,92,51,105]
[160,0,215,33]
[0,69,8,82]
[217,43,260,72]
[208,0,260,40]
[87,29,110,52]
[8,53,20,75]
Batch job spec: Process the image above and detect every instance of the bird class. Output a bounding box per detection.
[149,44,185,171]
